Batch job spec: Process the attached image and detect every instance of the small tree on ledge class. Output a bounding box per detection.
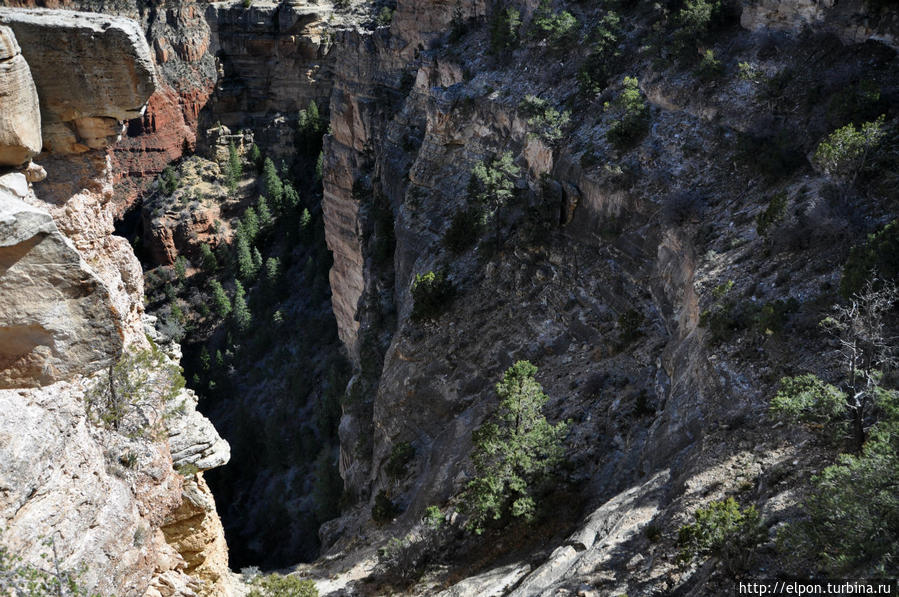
[461,360,568,533]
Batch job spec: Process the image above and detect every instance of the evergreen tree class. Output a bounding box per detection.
[235,228,256,282]
[297,100,325,156]
[265,257,280,285]
[174,256,187,282]
[299,208,312,236]
[257,195,273,228]
[232,280,252,332]
[243,206,260,241]
[471,152,521,247]
[200,243,217,273]
[200,346,211,371]
[227,141,243,193]
[315,151,324,182]
[209,279,231,317]
[252,247,263,273]
[248,143,263,173]
[462,360,567,533]
[215,349,224,368]
[263,158,284,210]
[283,182,300,211]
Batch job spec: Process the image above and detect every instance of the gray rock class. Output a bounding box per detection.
[0,176,122,388]
[167,389,231,472]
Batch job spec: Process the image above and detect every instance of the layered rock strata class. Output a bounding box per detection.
[0,25,40,166]
[0,8,157,154]
[0,14,231,596]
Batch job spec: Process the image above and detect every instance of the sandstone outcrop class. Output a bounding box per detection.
[0,173,121,388]
[0,25,40,166]
[0,10,231,595]
[0,7,157,153]
[0,377,184,595]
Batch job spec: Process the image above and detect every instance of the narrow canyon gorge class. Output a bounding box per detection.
[0,0,897,595]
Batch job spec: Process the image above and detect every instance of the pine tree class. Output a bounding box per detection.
[200,243,217,273]
[462,360,567,533]
[174,256,187,282]
[257,195,273,228]
[297,100,325,156]
[315,151,324,182]
[248,143,263,173]
[265,257,280,285]
[471,152,520,248]
[299,208,312,238]
[209,279,231,317]
[243,206,259,241]
[235,228,256,282]
[283,182,300,211]
[232,280,252,331]
[252,247,263,272]
[200,346,211,371]
[263,157,284,210]
[227,141,243,193]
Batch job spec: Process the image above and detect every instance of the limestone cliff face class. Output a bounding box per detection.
[0,25,40,166]
[313,0,899,592]
[1,0,217,209]
[204,1,334,134]
[0,14,230,597]
[0,8,158,153]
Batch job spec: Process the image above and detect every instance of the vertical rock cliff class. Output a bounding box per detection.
[0,10,231,596]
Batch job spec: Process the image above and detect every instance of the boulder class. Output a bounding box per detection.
[0,8,157,153]
[0,25,40,165]
[0,173,122,388]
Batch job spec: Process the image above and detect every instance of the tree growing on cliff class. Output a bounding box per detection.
[0,534,96,597]
[813,115,885,185]
[235,228,257,282]
[227,142,243,193]
[461,360,568,533]
[771,280,898,451]
[470,152,520,248]
[263,158,284,210]
[85,346,185,439]
[200,243,217,274]
[297,100,327,157]
[209,279,231,317]
[232,281,252,332]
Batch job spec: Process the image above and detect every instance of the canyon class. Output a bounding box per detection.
[0,0,897,595]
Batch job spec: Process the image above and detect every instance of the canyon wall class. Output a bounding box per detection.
[0,10,230,596]
[312,0,899,592]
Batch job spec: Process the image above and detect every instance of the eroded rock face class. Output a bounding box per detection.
[161,474,231,597]
[0,7,157,153]
[0,25,40,166]
[204,1,333,128]
[740,0,899,49]
[0,10,231,594]
[0,379,184,596]
[0,173,121,388]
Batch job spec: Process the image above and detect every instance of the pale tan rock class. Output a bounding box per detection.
[0,173,122,388]
[168,389,231,472]
[162,474,232,597]
[22,161,45,182]
[0,8,157,153]
[0,379,183,596]
[0,25,40,165]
